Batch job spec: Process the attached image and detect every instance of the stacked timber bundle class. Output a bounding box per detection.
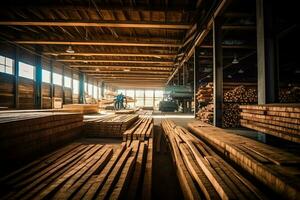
[84,114,139,137]
[162,119,268,200]
[62,104,99,114]
[0,112,83,166]
[196,104,213,124]
[188,121,300,199]
[279,87,300,103]
[115,109,136,114]
[0,140,153,200]
[240,104,300,143]
[196,82,213,103]
[123,116,153,142]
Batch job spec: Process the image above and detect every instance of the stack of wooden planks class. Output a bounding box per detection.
[115,109,136,114]
[62,104,99,114]
[196,83,213,103]
[162,119,268,200]
[123,116,153,142]
[240,104,300,143]
[84,114,139,137]
[188,121,300,199]
[0,112,83,167]
[0,140,153,200]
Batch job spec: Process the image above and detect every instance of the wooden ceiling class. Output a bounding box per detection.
[0,0,260,87]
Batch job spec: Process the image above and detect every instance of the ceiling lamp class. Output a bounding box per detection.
[232,54,239,64]
[123,69,130,72]
[227,74,232,78]
[238,69,244,74]
[66,45,75,54]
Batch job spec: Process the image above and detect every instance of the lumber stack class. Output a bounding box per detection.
[188,121,300,199]
[62,104,99,114]
[115,109,136,114]
[240,104,300,143]
[84,114,139,137]
[0,140,153,200]
[196,104,214,124]
[196,83,213,103]
[162,119,267,200]
[123,116,153,142]
[0,112,83,166]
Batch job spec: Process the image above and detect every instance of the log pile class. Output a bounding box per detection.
[279,87,300,103]
[84,114,139,137]
[196,83,213,104]
[123,117,153,142]
[162,119,268,200]
[0,112,83,166]
[240,104,300,143]
[0,140,153,200]
[62,104,99,114]
[188,121,300,199]
[196,84,258,127]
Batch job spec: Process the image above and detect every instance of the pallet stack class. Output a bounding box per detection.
[123,117,153,142]
[0,140,153,200]
[84,114,139,137]
[62,104,99,114]
[240,104,300,143]
[0,112,83,166]
[188,121,300,199]
[162,119,267,200]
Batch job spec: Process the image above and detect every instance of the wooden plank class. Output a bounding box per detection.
[141,138,153,200]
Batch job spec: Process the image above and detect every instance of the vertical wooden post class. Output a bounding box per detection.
[256,0,278,104]
[71,70,73,103]
[35,45,42,109]
[50,58,54,108]
[79,72,84,104]
[62,66,65,104]
[13,47,19,109]
[194,47,200,117]
[213,17,223,127]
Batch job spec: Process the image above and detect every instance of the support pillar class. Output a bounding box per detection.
[256,0,278,104]
[213,17,223,127]
[34,45,42,109]
[13,47,19,109]
[79,72,85,104]
[50,59,54,107]
[194,47,200,117]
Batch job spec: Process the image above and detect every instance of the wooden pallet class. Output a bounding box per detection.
[240,104,300,143]
[83,114,139,138]
[0,112,83,168]
[188,121,300,200]
[162,120,268,200]
[0,141,153,200]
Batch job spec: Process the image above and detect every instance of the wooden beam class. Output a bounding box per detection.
[200,45,256,49]
[70,65,173,69]
[96,77,167,80]
[44,52,176,58]
[0,20,191,29]
[222,25,256,30]
[14,40,181,47]
[56,59,173,64]
[83,71,170,74]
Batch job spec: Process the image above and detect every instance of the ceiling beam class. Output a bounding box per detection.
[44,52,176,58]
[56,59,173,64]
[222,25,256,30]
[199,45,256,49]
[0,20,191,29]
[70,65,173,69]
[14,40,181,47]
[82,70,170,74]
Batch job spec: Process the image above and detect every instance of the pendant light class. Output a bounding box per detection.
[232,53,239,64]
[66,45,75,54]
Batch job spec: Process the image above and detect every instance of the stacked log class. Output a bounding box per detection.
[240,104,300,143]
[0,112,83,167]
[0,140,153,200]
[196,83,213,104]
[279,87,300,103]
[188,121,300,199]
[162,119,268,200]
[196,104,213,124]
[83,114,139,137]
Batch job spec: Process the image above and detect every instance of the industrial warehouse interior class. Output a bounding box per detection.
[0,0,299,199]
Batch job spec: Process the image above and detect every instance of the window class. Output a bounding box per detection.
[64,76,71,88]
[93,85,98,99]
[53,72,62,86]
[155,90,164,98]
[73,79,79,94]
[145,90,154,107]
[0,55,14,75]
[84,82,88,93]
[42,69,51,83]
[135,90,144,97]
[19,62,34,80]
[154,90,164,109]
[88,83,93,96]
[126,90,134,98]
[117,89,125,95]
